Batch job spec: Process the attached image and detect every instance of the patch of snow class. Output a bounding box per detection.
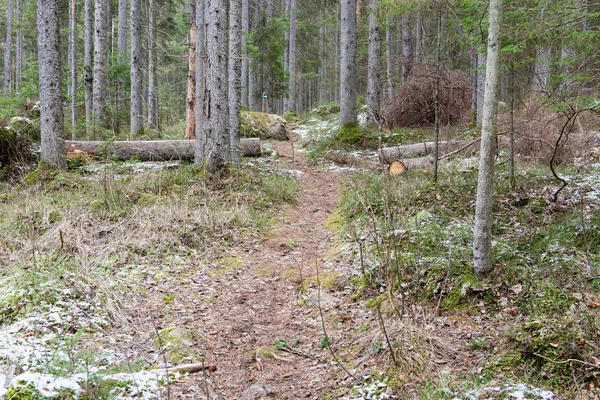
[9,372,83,398]
[461,383,556,400]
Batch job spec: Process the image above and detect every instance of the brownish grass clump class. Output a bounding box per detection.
[382,64,471,129]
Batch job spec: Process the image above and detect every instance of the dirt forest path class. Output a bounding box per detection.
[167,137,357,399]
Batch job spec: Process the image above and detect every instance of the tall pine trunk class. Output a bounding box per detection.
[284,0,297,112]
[84,0,94,137]
[130,0,143,133]
[473,0,502,279]
[366,0,381,127]
[185,0,197,139]
[196,0,229,170]
[37,0,66,169]
[93,0,109,130]
[15,0,22,92]
[4,0,14,92]
[147,0,158,129]
[68,0,77,133]
[118,0,128,116]
[229,0,242,167]
[339,0,358,126]
[241,0,249,108]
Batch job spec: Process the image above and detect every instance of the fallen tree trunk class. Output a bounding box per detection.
[66,138,261,161]
[378,139,474,163]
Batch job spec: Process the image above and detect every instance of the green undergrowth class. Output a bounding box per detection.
[335,162,600,397]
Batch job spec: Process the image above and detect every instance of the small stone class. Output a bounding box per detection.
[238,383,277,399]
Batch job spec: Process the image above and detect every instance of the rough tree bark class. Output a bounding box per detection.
[147,0,158,129]
[130,0,143,133]
[366,0,381,127]
[68,0,77,132]
[15,0,22,92]
[118,0,128,114]
[241,0,249,108]
[196,0,229,170]
[339,0,358,126]
[229,0,242,167]
[84,0,94,136]
[284,0,297,112]
[93,0,109,130]
[185,0,197,140]
[378,140,475,163]
[473,0,502,279]
[4,0,14,93]
[37,0,66,169]
[476,51,486,126]
[194,0,205,145]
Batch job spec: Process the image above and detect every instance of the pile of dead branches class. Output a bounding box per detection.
[382,64,471,128]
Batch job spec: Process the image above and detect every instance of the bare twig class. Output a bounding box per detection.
[534,353,599,369]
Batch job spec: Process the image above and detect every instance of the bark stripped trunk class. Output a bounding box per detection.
[37,0,66,169]
[93,0,109,130]
[68,0,77,133]
[15,0,22,92]
[130,0,143,134]
[147,0,158,129]
[84,0,94,137]
[229,0,242,167]
[366,0,381,127]
[196,0,229,170]
[4,0,14,92]
[339,0,358,126]
[473,0,502,279]
[185,0,197,139]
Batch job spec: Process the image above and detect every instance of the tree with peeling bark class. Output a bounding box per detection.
[473,0,502,279]
[229,0,243,167]
[195,0,229,171]
[366,0,381,128]
[339,0,358,127]
[185,0,197,140]
[37,0,66,169]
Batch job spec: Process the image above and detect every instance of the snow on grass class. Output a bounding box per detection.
[460,383,556,399]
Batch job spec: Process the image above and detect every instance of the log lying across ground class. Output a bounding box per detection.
[66,138,261,161]
[378,139,476,164]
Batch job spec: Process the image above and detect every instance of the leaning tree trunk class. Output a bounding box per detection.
[4,0,14,93]
[284,0,297,112]
[68,0,77,133]
[196,0,229,170]
[185,0,197,140]
[37,0,66,169]
[339,0,358,126]
[130,0,143,134]
[366,0,381,127]
[15,0,22,92]
[229,0,242,167]
[93,0,109,130]
[147,0,158,129]
[84,0,93,137]
[473,0,502,279]
[241,0,249,108]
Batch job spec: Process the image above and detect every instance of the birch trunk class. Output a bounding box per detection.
[93,0,109,129]
[15,0,22,92]
[37,0,66,169]
[196,0,229,170]
[4,0,14,92]
[130,0,143,133]
[366,0,381,127]
[241,0,249,108]
[229,0,242,167]
[84,0,94,136]
[284,0,297,112]
[473,0,502,279]
[401,12,412,85]
[339,0,358,126]
[68,0,77,132]
[147,0,158,129]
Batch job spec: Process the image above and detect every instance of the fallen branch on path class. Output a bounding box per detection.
[154,363,218,374]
